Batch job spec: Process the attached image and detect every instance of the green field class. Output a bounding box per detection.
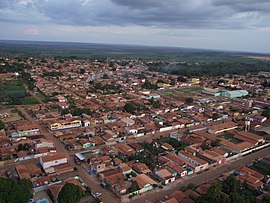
[158,86,203,98]
[35,92,47,102]
[0,80,25,102]
[177,86,203,92]
[217,134,242,144]
[158,89,183,99]
[0,79,40,105]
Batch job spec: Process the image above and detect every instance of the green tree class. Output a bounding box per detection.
[0,178,32,203]
[262,108,270,119]
[142,80,158,90]
[102,74,109,79]
[128,181,140,193]
[18,143,23,151]
[210,140,220,147]
[185,97,194,104]
[23,143,30,151]
[177,76,187,82]
[58,183,85,203]
[79,68,85,74]
[222,174,241,194]
[0,120,4,130]
[124,102,137,114]
[262,194,270,203]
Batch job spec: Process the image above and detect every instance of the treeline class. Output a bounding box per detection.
[198,174,257,203]
[148,61,270,77]
[0,62,31,73]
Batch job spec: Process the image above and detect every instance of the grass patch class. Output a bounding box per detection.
[35,92,46,102]
[20,97,40,105]
[217,134,242,144]
[249,160,270,176]
[0,79,26,102]
[157,89,183,99]
[177,86,203,92]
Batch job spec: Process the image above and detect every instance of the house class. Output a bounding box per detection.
[237,166,264,190]
[35,139,54,150]
[132,163,151,174]
[111,181,131,196]
[235,131,265,145]
[165,161,187,177]
[89,155,112,175]
[117,143,135,156]
[40,152,68,169]
[47,118,82,131]
[178,151,209,173]
[133,174,157,193]
[161,143,174,151]
[197,149,226,166]
[128,143,144,153]
[208,122,238,134]
[10,123,40,138]
[155,169,175,185]
[119,163,133,175]
[78,138,95,148]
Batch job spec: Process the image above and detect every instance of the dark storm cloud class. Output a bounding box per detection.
[0,0,269,29]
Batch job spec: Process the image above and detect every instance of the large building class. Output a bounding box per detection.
[40,152,68,169]
[201,87,221,96]
[221,90,248,99]
[47,118,82,131]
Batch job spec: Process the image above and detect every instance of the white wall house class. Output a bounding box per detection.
[39,152,68,169]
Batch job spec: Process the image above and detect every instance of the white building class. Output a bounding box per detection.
[40,152,68,169]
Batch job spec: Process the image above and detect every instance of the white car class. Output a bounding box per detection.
[92,192,102,198]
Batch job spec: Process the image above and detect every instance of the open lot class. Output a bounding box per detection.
[0,108,23,123]
[158,86,203,99]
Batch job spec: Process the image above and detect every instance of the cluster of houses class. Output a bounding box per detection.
[0,57,270,202]
[75,120,268,199]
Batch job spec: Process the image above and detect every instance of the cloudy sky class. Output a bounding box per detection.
[0,0,270,53]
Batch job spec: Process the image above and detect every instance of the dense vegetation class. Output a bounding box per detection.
[88,82,122,95]
[249,160,270,176]
[142,80,159,90]
[198,175,257,203]
[0,178,33,203]
[58,183,85,203]
[262,108,270,119]
[61,108,91,116]
[148,61,270,77]
[0,120,4,130]
[123,102,148,114]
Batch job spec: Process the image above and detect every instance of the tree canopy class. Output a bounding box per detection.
[0,120,4,130]
[142,80,158,90]
[0,178,32,203]
[58,183,85,203]
[262,108,270,119]
[198,175,256,203]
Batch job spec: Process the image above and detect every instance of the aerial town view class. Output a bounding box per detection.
[0,1,270,203]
